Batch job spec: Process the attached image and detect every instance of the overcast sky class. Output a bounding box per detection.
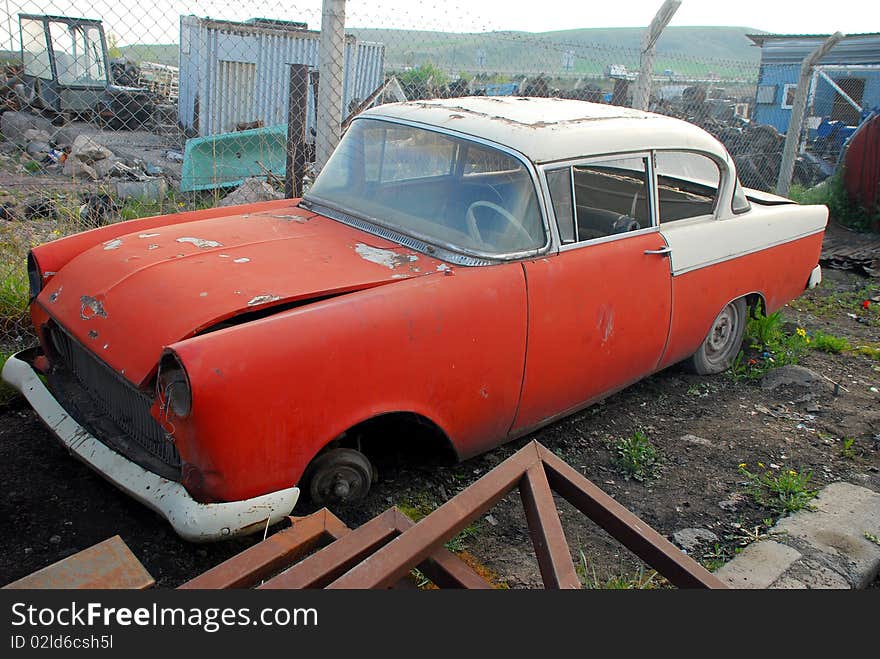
[4,0,879,47]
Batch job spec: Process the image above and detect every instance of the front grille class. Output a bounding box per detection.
[48,325,182,473]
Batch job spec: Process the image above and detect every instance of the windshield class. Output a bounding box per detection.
[306,119,545,255]
[49,21,108,86]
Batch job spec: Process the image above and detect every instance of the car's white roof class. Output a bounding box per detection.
[361,96,729,165]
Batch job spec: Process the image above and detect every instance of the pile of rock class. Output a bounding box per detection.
[1,110,168,202]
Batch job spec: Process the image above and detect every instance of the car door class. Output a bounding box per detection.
[511,154,673,434]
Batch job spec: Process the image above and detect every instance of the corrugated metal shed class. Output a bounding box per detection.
[178,15,385,137]
[749,33,880,134]
[746,33,880,66]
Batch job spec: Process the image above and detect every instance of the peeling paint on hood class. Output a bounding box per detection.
[354,243,419,269]
[38,206,446,386]
[176,237,224,249]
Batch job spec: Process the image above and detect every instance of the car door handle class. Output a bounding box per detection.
[644,246,672,256]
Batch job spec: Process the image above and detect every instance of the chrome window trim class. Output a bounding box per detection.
[302,115,554,264]
[538,151,659,254]
[652,148,733,223]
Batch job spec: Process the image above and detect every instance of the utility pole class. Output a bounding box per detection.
[315,0,346,172]
[632,0,681,111]
[776,32,844,197]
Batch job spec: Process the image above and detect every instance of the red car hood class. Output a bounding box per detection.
[38,205,441,386]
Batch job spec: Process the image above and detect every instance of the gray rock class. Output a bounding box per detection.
[51,127,76,148]
[48,534,61,545]
[679,433,714,447]
[93,156,124,179]
[26,141,51,156]
[1,111,54,146]
[672,527,719,552]
[62,157,98,180]
[23,128,51,144]
[761,365,829,393]
[219,177,284,207]
[70,134,113,163]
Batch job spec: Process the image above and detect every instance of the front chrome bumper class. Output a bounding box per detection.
[2,350,299,542]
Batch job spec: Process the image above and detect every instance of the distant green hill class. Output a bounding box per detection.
[120,25,763,80]
[118,44,179,66]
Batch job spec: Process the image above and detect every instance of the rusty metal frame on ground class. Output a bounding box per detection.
[4,441,725,589]
[186,440,724,589]
[182,507,492,589]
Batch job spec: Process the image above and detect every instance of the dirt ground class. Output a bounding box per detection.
[0,231,878,589]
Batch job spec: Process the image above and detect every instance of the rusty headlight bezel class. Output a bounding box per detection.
[27,251,42,302]
[157,351,193,418]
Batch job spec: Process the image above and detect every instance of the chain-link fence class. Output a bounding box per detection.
[0,0,833,352]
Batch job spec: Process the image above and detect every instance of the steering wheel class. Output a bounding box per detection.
[465,201,533,247]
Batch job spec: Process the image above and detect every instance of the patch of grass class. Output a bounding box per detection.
[443,522,481,553]
[747,309,785,346]
[852,344,880,360]
[839,438,858,460]
[609,430,659,482]
[731,310,811,381]
[699,543,732,572]
[789,282,880,328]
[810,330,851,354]
[790,170,880,233]
[577,551,660,589]
[738,463,818,516]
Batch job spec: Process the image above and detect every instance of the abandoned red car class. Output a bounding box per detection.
[3,97,827,540]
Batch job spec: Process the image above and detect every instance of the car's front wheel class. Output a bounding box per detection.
[304,447,374,506]
[687,297,747,375]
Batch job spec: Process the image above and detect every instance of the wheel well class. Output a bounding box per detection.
[745,292,767,318]
[323,412,457,468]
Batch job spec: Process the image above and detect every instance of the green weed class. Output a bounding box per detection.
[790,171,880,233]
[738,463,818,516]
[609,430,659,482]
[577,551,660,589]
[731,310,811,381]
[810,331,851,354]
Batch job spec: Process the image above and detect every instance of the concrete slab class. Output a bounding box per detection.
[715,541,801,589]
[716,481,880,589]
[774,482,880,588]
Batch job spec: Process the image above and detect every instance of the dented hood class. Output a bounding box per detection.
[38,204,442,386]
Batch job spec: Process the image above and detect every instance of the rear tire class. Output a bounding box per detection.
[687,297,747,375]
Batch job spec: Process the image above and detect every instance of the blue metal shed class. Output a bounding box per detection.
[178,15,385,137]
[748,33,880,135]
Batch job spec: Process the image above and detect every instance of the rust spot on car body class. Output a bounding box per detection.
[80,295,107,320]
[48,286,62,303]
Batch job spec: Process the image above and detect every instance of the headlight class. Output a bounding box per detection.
[157,351,192,418]
[27,251,42,302]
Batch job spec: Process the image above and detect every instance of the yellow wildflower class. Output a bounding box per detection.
[796,327,806,338]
